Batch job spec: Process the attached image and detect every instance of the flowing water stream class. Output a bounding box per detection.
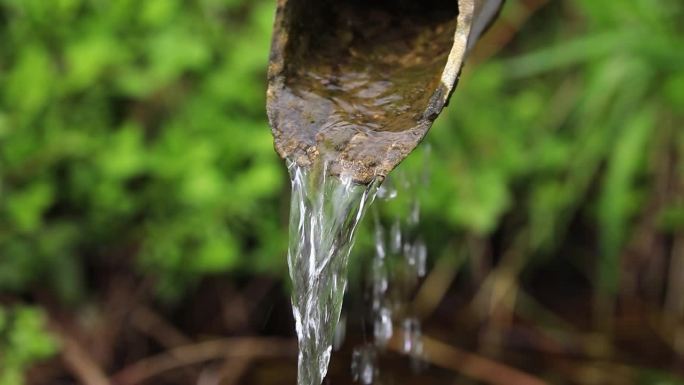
[287,157,380,385]
[286,147,430,385]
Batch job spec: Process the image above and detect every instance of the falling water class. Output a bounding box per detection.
[287,158,380,385]
[351,159,431,384]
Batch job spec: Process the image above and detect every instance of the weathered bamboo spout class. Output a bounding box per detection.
[267,0,502,184]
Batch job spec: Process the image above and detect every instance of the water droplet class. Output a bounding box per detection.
[404,242,415,266]
[377,178,398,200]
[409,200,421,225]
[403,240,428,279]
[352,345,377,385]
[372,257,388,296]
[401,318,422,354]
[390,220,402,254]
[415,239,427,278]
[401,317,426,373]
[374,307,393,347]
[374,220,386,260]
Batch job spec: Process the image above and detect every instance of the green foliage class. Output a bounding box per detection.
[0,0,681,347]
[0,0,682,379]
[0,0,680,302]
[0,306,58,385]
[0,0,286,301]
[410,0,683,297]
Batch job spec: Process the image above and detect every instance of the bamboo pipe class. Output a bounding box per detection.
[267,0,503,183]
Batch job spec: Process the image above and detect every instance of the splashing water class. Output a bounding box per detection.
[287,158,379,385]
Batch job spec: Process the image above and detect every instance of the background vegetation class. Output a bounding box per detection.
[0,0,682,384]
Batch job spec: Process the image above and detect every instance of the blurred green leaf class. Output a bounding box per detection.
[597,108,654,294]
[0,306,58,385]
[5,180,54,233]
[664,71,684,112]
[3,44,54,114]
[64,34,126,91]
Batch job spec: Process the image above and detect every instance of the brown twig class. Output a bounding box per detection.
[471,231,529,318]
[218,358,252,385]
[130,305,192,348]
[111,337,296,385]
[388,334,548,385]
[414,248,466,318]
[55,328,112,385]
